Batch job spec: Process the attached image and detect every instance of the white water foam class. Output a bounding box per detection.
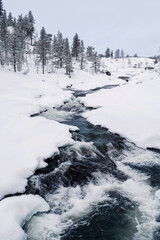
[107,142,160,240]
[25,142,160,240]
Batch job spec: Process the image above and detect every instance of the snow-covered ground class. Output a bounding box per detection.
[0,57,159,239]
[0,69,78,200]
[0,68,78,239]
[79,58,160,149]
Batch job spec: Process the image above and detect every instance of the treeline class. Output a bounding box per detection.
[0,0,101,75]
[0,3,35,72]
[0,0,130,75]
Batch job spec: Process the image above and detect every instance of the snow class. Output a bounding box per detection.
[155,190,160,200]
[0,58,159,198]
[0,56,160,239]
[0,194,49,240]
[58,69,122,91]
[0,69,77,200]
[58,57,155,91]
[58,60,123,91]
[79,58,160,149]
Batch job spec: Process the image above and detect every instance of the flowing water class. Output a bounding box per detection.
[24,85,160,240]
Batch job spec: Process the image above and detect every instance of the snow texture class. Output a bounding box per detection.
[0,57,160,239]
[79,58,160,148]
[0,69,77,200]
[0,195,49,240]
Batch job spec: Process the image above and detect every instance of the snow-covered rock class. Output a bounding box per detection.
[0,195,49,240]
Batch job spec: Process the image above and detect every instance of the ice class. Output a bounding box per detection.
[0,194,49,240]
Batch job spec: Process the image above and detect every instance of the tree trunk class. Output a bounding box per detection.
[13,52,16,72]
[42,57,45,74]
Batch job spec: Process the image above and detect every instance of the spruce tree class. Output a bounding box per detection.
[0,0,3,18]
[27,11,35,45]
[56,31,64,68]
[0,10,8,64]
[71,33,80,60]
[37,27,50,74]
[105,48,110,58]
[7,16,27,72]
[121,50,124,58]
[79,40,85,70]
[133,53,138,58]
[7,12,13,26]
[52,34,58,56]
[86,46,94,61]
[115,49,120,58]
[16,14,27,66]
[92,52,101,73]
[110,50,113,58]
[8,21,21,72]
[63,38,72,75]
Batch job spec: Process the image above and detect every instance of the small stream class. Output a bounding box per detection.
[24,85,160,240]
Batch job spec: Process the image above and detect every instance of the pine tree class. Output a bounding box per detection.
[37,27,50,74]
[7,16,28,72]
[0,42,4,66]
[8,22,21,72]
[92,51,101,73]
[86,46,95,61]
[27,11,35,45]
[79,40,85,70]
[0,10,8,64]
[71,33,80,60]
[16,14,27,65]
[120,50,124,58]
[7,12,13,26]
[105,48,110,58]
[0,0,3,18]
[115,49,120,58]
[52,34,58,66]
[56,31,64,68]
[110,50,113,58]
[63,38,72,75]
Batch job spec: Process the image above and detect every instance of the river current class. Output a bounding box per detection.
[24,85,160,240]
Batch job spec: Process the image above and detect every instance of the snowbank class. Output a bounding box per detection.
[0,195,49,240]
[80,70,160,149]
[58,68,122,91]
[0,69,76,199]
[58,57,154,91]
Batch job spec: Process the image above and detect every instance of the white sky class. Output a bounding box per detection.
[3,0,160,56]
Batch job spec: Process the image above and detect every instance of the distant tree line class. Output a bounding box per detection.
[0,0,136,75]
[0,2,102,75]
[0,2,35,72]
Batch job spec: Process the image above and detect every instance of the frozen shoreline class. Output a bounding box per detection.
[0,57,160,239]
[79,66,160,149]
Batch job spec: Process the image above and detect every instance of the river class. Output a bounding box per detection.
[24,85,160,240]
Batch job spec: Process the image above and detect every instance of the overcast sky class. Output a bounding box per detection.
[3,0,160,56]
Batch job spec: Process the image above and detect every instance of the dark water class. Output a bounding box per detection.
[118,76,130,82]
[72,84,119,98]
[24,85,160,240]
